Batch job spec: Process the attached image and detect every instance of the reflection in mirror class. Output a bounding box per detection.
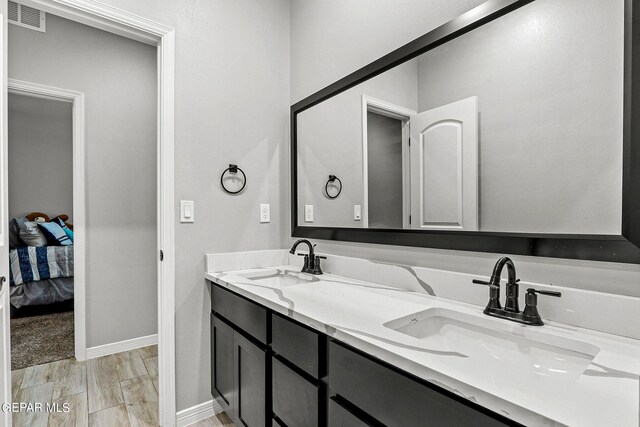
[297,0,623,235]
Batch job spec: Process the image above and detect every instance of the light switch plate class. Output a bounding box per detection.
[260,204,270,223]
[180,200,195,223]
[354,204,361,220]
[304,204,314,222]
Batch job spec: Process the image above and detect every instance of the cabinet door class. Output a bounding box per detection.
[212,314,235,415]
[235,333,268,427]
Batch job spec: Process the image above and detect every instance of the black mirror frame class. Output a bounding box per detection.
[291,0,640,264]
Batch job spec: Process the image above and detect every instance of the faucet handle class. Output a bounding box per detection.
[527,288,561,297]
[522,288,560,326]
[472,278,498,289]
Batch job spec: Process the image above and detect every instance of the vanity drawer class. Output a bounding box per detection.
[329,341,514,427]
[271,313,322,378]
[272,357,320,427]
[211,283,268,344]
[328,399,371,427]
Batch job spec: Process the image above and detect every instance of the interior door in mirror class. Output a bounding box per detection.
[409,96,478,231]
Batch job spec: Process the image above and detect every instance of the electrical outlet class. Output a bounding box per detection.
[304,204,314,222]
[354,204,362,220]
[260,204,270,223]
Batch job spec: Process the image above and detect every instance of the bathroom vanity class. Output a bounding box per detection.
[206,250,640,427]
[209,282,512,427]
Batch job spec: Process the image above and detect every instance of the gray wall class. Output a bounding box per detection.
[367,112,403,228]
[8,94,73,221]
[78,0,291,411]
[289,0,640,299]
[297,59,418,227]
[417,0,622,234]
[9,14,158,346]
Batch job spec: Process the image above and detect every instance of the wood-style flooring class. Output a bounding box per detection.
[186,413,234,427]
[11,346,235,427]
[11,345,159,427]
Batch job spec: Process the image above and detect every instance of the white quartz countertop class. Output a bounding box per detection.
[205,265,640,427]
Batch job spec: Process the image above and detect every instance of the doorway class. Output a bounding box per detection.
[366,111,404,228]
[7,89,76,371]
[361,95,416,229]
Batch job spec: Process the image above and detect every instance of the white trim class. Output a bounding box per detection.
[85,334,158,359]
[157,27,176,427]
[5,1,177,425]
[361,95,416,228]
[18,0,168,44]
[176,400,224,427]
[7,78,87,361]
[1,9,13,426]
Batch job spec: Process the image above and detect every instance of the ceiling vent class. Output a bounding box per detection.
[8,1,46,33]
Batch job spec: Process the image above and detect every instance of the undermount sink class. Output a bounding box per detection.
[384,308,600,385]
[237,269,315,287]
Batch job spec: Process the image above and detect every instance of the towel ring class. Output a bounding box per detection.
[220,164,246,194]
[325,175,342,199]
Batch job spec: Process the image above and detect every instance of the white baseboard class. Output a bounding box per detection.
[85,334,158,359]
[176,399,224,427]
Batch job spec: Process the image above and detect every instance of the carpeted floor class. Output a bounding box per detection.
[10,311,74,370]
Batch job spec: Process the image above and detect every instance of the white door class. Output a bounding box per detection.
[409,96,478,231]
[0,10,10,427]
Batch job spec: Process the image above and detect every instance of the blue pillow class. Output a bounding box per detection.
[38,222,73,246]
[53,217,74,242]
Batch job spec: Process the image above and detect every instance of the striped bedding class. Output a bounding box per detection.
[9,246,74,287]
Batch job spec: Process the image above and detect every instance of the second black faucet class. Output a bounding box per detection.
[473,256,561,326]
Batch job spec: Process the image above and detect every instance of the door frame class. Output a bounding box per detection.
[361,95,415,228]
[8,79,87,361]
[3,1,176,425]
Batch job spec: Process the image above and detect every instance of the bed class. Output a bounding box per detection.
[8,245,74,316]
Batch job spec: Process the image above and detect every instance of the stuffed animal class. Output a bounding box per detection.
[25,212,50,222]
[25,212,73,230]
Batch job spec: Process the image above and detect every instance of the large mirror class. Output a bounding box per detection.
[291,0,640,263]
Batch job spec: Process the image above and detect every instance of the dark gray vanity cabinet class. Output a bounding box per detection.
[210,282,520,427]
[211,285,270,427]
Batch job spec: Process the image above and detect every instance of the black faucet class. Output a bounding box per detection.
[473,257,561,326]
[289,239,325,275]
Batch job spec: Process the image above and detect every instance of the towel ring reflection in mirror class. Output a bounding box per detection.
[220,164,246,194]
[325,175,342,199]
